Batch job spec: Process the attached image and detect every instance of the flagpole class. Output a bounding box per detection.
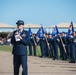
[58,34,67,53]
[32,34,37,46]
[45,35,50,50]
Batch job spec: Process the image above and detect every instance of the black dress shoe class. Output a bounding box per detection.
[39,56,43,58]
[52,58,58,60]
[62,58,66,60]
[28,55,32,56]
[69,61,75,63]
[42,56,45,58]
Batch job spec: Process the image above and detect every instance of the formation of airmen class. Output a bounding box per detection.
[28,25,76,63]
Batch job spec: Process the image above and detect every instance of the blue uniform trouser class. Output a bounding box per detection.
[67,44,71,58]
[75,50,76,60]
[70,44,75,62]
[62,46,67,60]
[29,44,32,55]
[49,45,53,57]
[59,44,63,58]
[53,44,58,59]
[13,55,27,75]
[33,45,36,56]
[74,42,76,60]
[40,45,45,57]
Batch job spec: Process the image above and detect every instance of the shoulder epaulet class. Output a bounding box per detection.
[23,30,29,34]
[23,30,28,32]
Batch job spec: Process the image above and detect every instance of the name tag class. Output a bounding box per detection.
[15,35,20,41]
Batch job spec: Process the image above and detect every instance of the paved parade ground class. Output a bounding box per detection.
[0,51,76,75]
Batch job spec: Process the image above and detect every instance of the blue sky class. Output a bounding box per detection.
[0,0,76,27]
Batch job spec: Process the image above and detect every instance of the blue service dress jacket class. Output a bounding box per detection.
[11,29,30,55]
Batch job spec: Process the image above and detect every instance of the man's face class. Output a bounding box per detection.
[17,25,24,30]
[49,35,52,38]
[62,33,65,36]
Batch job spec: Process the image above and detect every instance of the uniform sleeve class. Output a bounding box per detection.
[62,37,67,45]
[21,31,30,45]
[11,32,16,45]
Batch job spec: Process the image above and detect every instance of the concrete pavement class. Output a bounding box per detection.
[0,51,76,75]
